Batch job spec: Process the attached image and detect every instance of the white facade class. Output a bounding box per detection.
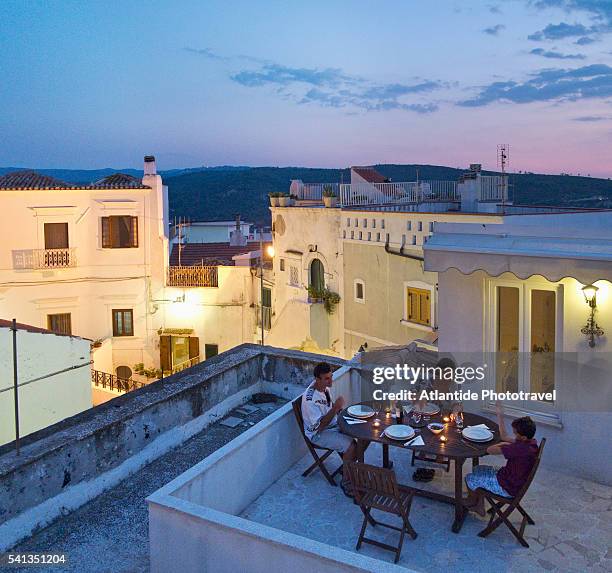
[0,323,92,445]
[0,157,169,380]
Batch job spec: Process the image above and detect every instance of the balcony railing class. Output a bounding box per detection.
[479,175,508,202]
[12,248,76,269]
[91,369,146,394]
[299,183,341,201]
[168,356,200,375]
[167,265,219,287]
[340,180,459,207]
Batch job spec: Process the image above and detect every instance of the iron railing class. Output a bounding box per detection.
[479,175,508,202]
[91,369,146,394]
[339,181,458,207]
[13,248,76,269]
[168,356,200,375]
[167,265,219,287]
[299,182,340,201]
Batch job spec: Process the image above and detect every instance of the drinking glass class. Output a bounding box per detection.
[455,411,464,433]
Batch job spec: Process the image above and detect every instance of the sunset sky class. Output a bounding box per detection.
[1,1,611,176]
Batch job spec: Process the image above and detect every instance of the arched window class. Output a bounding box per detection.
[309,259,325,291]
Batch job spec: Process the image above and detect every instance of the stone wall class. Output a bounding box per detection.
[0,344,344,550]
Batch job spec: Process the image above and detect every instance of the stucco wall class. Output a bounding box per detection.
[0,327,92,446]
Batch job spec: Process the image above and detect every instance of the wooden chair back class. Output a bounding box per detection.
[514,437,546,502]
[348,462,400,504]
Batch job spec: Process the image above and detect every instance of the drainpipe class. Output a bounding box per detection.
[384,237,424,262]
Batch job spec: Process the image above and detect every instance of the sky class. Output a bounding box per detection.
[1,0,611,176]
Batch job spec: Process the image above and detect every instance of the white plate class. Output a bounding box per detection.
[347,405,375,419]
[404,402,440,416]
[462,428,494,442]
[384,425,415,440]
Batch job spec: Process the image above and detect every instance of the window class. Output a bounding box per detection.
[372,219,376,228]
[346,218,351,227]
[405,287,431,326]
[205,344,219,360]
[279,258,285,271]
[47,313,72,335]
[429,221,434,232]
[350,231,354,239]
[367,232,371,241]
[289,265,299,286]
[402,234,406,245]
[381,220,385,229]
[354,218,358,227]
[354,279,365,303]
[407,221,412,231]
[112,309,134,336]
[363,219,367,228]
[417,221,423,231]
[44,223,69,249]
[412,235,417,245]
[376,232,381,242]
[309,259,325,291]
[342,230,346,239]
[102,216,138,248]
[493,283,557,403]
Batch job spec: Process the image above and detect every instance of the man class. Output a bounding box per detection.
[301,362,363,497]
[465,402,538,515]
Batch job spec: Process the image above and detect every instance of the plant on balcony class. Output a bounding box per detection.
[307,286,341,314]
[268,192,282,207]
[322,185,338,208]
[134,363,162,379]
[278,193,291,207]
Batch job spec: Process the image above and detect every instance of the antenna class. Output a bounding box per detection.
[497,144,510,204]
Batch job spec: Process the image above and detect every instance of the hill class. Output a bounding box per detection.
[165,164,612,225]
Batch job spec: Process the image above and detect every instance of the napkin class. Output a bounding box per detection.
[344,418,367,424]
[466,424,489,430]
[405,436,424,446]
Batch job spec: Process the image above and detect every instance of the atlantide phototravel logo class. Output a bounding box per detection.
[369,363,556,403]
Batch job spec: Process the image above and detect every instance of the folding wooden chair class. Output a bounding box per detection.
[347,462,417,563]
[292,397,343,486]
[474,438,546,548]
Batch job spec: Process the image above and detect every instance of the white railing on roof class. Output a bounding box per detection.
[339,181,458,207]
[479,176,508,202]
[299,183,340,201]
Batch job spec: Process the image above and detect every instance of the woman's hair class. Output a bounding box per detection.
[313,362,332,379]
[511,416,536,439]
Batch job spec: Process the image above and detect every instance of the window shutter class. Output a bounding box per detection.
[160,335,171,371]
[102,217,111,248]
[131,216,138,247]
[189,337,200,360]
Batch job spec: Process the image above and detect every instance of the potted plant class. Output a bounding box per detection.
[307,285,323,303]
[322,288,341,314]
[289,193,298,206]
[278,193,290,207]
[322,185,337,208]
[269,192,280,207]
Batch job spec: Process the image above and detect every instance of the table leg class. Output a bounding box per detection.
[452,458,467,533]
[472,456,479,468]
[382,444,393,469]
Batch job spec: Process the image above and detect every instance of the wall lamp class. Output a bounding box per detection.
[581,284,604,347]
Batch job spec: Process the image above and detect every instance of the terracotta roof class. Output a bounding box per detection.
[170,242,270,266]
[0,318,87,339]
[90,173,150,189]
[0,170,150,190]
[0,171,72,190]
[352,166,388,184]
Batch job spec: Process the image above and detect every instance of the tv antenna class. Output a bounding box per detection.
[497,144,510,204]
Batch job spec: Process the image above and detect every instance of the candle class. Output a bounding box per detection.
[373,420,381,428]
[442,416,450,423]
[440,435,447,443]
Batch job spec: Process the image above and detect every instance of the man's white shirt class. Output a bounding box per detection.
[301,381,337,440]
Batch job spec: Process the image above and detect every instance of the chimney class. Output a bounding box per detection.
[144,155,157,176]
[229,213,247,246]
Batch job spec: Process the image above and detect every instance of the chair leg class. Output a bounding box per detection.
[395,528,405,564]
[479,504,530,548]
[516,503,535,525]
[356,512,369,550]
[411,450,415,467]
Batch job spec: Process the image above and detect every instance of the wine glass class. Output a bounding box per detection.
[455,411,464,433]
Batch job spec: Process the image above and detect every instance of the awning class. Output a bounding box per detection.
[424,233,612,283]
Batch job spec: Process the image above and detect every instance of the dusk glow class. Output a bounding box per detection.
[1,0,611,175]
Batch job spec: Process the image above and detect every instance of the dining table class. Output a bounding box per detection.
[338,402,501,533]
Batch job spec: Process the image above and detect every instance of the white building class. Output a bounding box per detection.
[0,156,169,384]
[424,211,612,481]
[0,319,92,446]
[171,218,271,246]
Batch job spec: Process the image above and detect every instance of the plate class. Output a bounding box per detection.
[347,405,375,419]
[462,427,494,442]
[404,402,440,416]
[384,425,415,440]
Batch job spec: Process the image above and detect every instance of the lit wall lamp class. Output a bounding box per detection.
[581,284,604,347]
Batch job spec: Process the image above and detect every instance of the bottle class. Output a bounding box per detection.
[395,402,403,424]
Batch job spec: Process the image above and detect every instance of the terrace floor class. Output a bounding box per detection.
[242,446,612,573]
[6,399,285,573]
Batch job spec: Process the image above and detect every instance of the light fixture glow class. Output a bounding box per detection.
[266,245,275,258]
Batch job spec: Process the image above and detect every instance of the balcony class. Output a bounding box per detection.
[167,265,219,287]
[12,248,76,269]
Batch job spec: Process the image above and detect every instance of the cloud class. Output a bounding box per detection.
[528,21,592,40]
[183,47,226,61]
[229,62,443,113]
[530,47,586,59]
[483,24,505,36]
[573,115,611,121]
[529,1,612,26]
[488,4,502,14]
[459,64,612,106]
[575,35,597,44]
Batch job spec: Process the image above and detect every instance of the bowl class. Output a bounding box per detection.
[427,423,444,435]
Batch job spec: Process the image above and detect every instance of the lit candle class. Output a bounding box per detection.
[373,420,381,428]
[440,435,447,443]
[385,410,391,419]
[442,416,450,423]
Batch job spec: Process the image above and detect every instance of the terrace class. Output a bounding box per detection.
[2,345,610,572]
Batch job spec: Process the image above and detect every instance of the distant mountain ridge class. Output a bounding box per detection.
[2,163,611,225]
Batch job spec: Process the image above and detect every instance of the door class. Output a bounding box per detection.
[309,259,325,292]
[160,335,171,372]
[189,337,200,362]
[44,223,69,249]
